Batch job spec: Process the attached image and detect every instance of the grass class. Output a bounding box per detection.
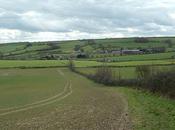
[74,59,175,67]
[77,67,137,79]
[119,87,175,130]
[0,59,174,68]
[0,43,26,53]
[59,40,83,53]
[93,52,175,62]
[108,59,175,67]
[76,65,175,80]
[9,44,50,55]
[0,68,66,108]
[94,38,170,48]
[0,60,67,68]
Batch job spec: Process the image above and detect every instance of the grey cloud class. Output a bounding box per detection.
[0,0,175,42]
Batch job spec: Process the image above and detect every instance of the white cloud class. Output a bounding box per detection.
[0,0,175,43]
[169,13,175,20]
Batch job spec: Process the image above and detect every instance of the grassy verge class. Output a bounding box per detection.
[119,87,175,130]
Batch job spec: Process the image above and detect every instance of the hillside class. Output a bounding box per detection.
[0,37,175,61]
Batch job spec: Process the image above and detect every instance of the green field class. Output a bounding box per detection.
[0,68,130,129]
[77,67,137,79]
[77,65,175,80]
[0,68,174,130]
[0,59,174,69]
[0,69,66,108]
[93,52,175,62]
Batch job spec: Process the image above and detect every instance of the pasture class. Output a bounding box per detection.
[93,52,175,62]
[76,65,175,79]
[0,59,174,69]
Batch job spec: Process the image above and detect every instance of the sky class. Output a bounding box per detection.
[0,0,175,43]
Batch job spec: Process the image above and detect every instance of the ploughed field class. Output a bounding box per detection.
[0,68,130,130]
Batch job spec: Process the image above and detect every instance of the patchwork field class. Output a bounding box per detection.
[0,68,131,130]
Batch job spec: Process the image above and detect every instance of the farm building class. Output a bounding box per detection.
[122,49,143,55]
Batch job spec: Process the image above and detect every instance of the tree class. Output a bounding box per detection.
[0,52,3,59]
[136,65,151,81]
[135,37,149,43]
[74,45,81,51]
[164,39,173,48]
[87,39,96,45]
[68,60,75,71]
[48,43,60,49]
[80,48,84,53]
[120,48,124,56]
[151,47,166,53]
[26,43,32,48]
[94,64,115,85]
[135,65,157,87]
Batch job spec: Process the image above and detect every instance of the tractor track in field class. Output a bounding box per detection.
[0,70,73,116]
[0,82,69,111]
[0,82,72,116]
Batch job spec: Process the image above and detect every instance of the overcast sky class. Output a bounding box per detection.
[0,0,175,43]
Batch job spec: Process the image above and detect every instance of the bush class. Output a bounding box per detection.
[136,65,175,98]
[147,71,175,98]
